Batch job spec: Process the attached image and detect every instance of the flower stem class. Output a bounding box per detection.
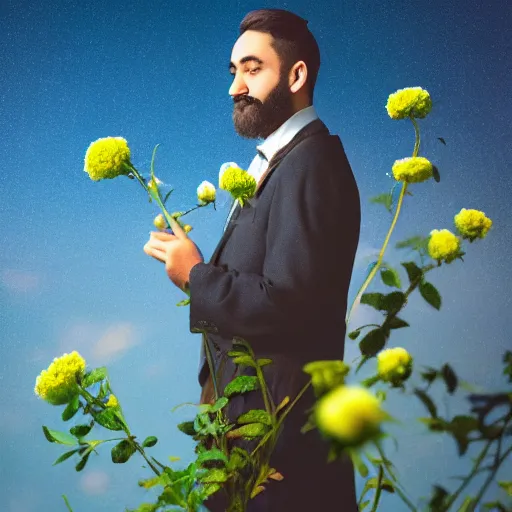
[134,443,161,476]
[370,465,384,512]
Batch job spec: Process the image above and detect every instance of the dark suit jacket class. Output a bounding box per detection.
[188,118,361,511]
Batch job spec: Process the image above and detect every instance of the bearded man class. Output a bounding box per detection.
[144,8,361,511]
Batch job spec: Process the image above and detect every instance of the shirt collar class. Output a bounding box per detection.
[256,105,319,162]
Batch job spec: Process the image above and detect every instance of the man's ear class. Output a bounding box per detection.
[290,61,307,93]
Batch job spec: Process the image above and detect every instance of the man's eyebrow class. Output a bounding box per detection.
[229,56,264,70]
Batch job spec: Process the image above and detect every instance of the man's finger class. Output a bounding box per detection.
[150,231,176,241]
[168,217,187,239]
[144,244,166,262]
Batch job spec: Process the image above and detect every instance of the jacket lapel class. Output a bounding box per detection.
[209,119,329,265]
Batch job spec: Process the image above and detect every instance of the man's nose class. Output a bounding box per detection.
[229,73,248,97]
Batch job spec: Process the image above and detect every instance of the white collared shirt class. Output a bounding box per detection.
[223,105,319,231]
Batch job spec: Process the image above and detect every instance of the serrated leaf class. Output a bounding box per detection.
[226,423,269,439]
[236,409,272,426]
[93,407,124,431]
[388,317,409,329]
[419,281,441,310]
[223,375,259,397]
[42,426,78,445]
[142,436,158,448]
[53,448,80,466]
[81,367,108,388]
[62,395,80,422]
[359,329,387,357]
[401,261,423,285]
[111,439,136,463]
[380,267,402,288]
[414,389,438,418]
[197,448,228,465]
[441,364,458,394]
[177,421,196,436]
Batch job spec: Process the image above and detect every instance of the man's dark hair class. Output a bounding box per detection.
[239,9,321,102]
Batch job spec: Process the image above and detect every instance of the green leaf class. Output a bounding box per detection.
[163,188,175,205]
[449,415,479,456]
[256,358,273,367]
[388,317,409,329]
[381,291,407,314]
[432,165,441,183]
[428,485,449,510]
[414,389,438,418]
[197,448,228,465]
[401,261,423,285]
[178,421,197,436]
[227,350,247,358]
[419,281,441,310]
[498,481,512,496]
[380,266,402,288]
[198,468,228,484]
[81,367,108,388]
[111,440,136,463]
[53,448,81,466]
[348,449,368,478]
[176,298,190,307]
[370,192,393,212]
[360,293,385,310]
[70,423,93,438]
[42,426,78,446]
[227,447,251,472]
[441,364,458,394]
[232,355,256,367]
[142,436,158,448]
[420,367,438,384]
[348,328,361,340]
[210,397,229,413]
[225,423,269,440]
[236,409,272,426]
[93,407,124,431]
[223,375,259,397]
[359,329,387,357]
[359,501,370,511]
[75,449,92,472]
[62,395,80,422]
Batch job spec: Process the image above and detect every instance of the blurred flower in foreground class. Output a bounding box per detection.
[315,385,390,447]
[386,87,432,120]
[197,181,216,205]
[428,229,462,263]
[219,162,256,206]
[84,137,132,181]
[392,156,433,184]
[454,208,493,241]
[34,351,86,405]
[106,394,119,407]
[377,347,413,386]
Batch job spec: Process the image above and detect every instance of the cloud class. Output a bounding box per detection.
[1,269,42,294]
[91,322,137,363]
[80,470,110,495]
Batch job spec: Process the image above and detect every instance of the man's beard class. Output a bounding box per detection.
[232,78,294,139]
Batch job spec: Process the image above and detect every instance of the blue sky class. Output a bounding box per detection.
[0,0,511,510]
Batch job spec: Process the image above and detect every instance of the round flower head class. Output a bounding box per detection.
[197,181,216,204]
[386,87,433,120]
[303,360,350,397]
[377,347,413,386]
[219,163,256,206]
[315,385,389,447]
[34,351,86,405]
[428,229,461,263]
[392,157,433,183]
[84,137,132,181]
[454,208,493,241]
[153,214,167,230]
[183,224,193,233]
[106,394,119,407]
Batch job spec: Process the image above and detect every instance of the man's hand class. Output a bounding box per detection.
[143,221,204,291]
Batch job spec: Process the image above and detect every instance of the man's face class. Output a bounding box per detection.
[229,30,294,139]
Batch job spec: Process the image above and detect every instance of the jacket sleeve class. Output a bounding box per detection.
[188,151,360,340]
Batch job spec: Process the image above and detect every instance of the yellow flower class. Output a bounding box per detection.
[303,360,350,397]
[197,181,216,204]
[428,229,462,263]
[84,137,132,181]
[106,394,119,407]
[377,347,413,385]
[386,87,432,120]
[219,163,256,206]
[454,208,493,241]
[183,224,193,233]
[315,385,389,447]
[392,157,433,183]
[153,214,167,230]
[34,351,86,405]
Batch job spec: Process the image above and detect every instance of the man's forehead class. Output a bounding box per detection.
[230,30,276,65]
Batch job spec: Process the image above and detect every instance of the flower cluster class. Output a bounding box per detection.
[386,87,432,120]
[219,162,256,206]
[377,347,413,386]
[106,394,119,407]
[315,385,390,447]
[454,208,493,241]
[34,351,86,405]
[84,137,132,181]
[392,157,433,184]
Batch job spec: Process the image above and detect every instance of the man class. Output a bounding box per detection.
[144,9,360,511]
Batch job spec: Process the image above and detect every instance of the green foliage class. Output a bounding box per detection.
[419,280,442,310]
[81,367,108,388]
[225,423,270,440]
[380,265,402,288]
[223,375,260,397]
[62,395,80,421]
[236,409,273,426]
[92,407,125,431]
[111,440,136,463]
[42,426,78,446]
[359,328,387,357]
[142,436,158,448]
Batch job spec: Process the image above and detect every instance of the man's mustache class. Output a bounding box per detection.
[233,95,261,107]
